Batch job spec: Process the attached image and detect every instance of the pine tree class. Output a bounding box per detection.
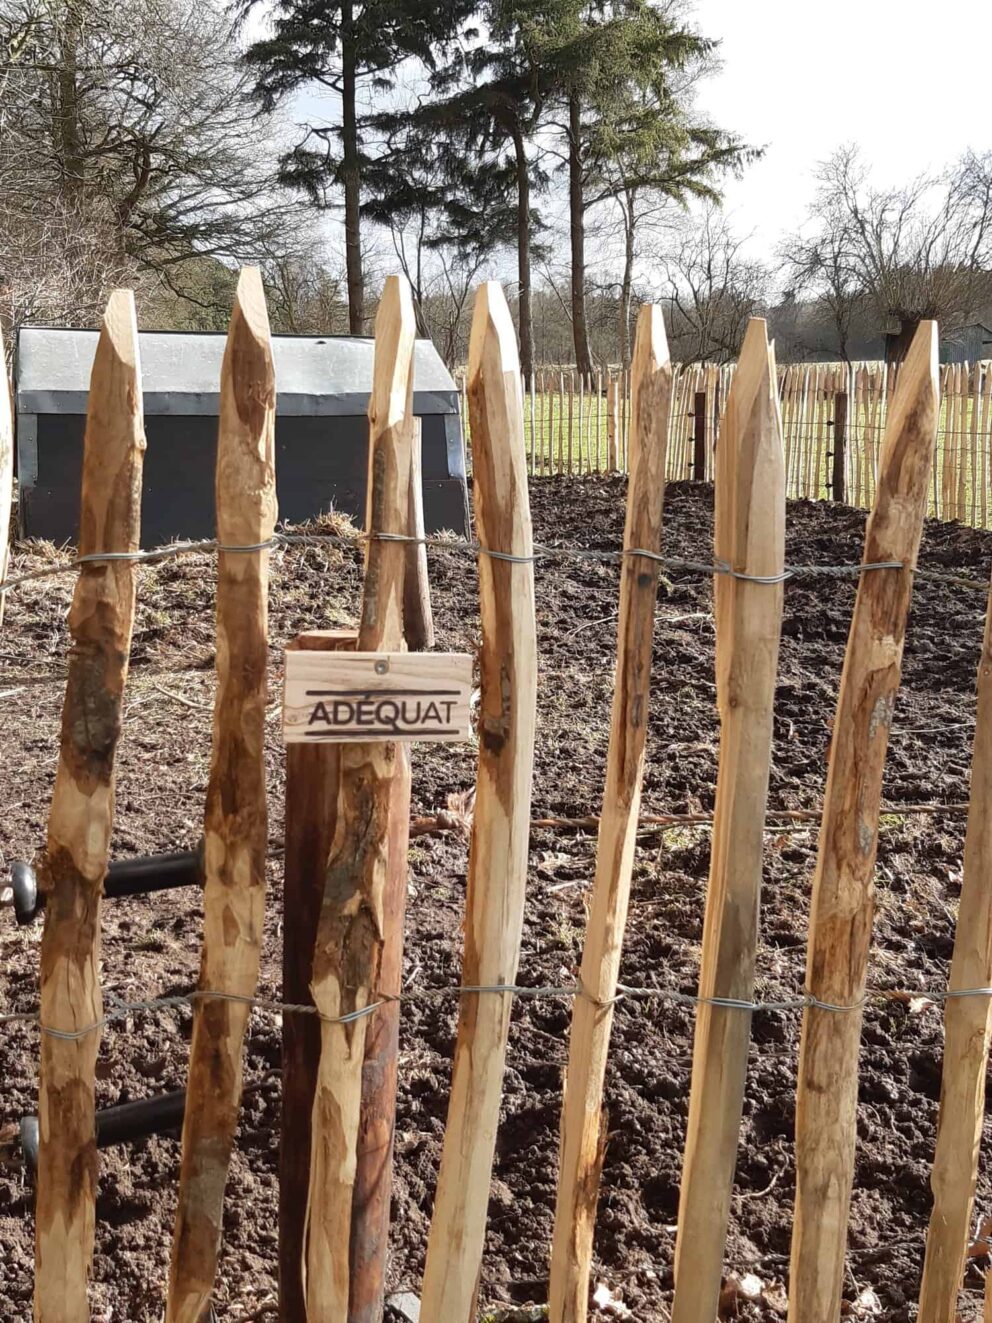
[244,0,474,333]
[545,1,755,376]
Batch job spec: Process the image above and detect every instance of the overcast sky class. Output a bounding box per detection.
[691,0,992,255]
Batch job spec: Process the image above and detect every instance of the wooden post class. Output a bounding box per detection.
[606,375,619,471]
[403,418,434,652]
[303,275,414,1319]
[788,322,939,1323]
[548,305,671,1323]
[917,571,992,1321]
[34,290,146,1323]
[832,389,848,503]
[419,281,538,1320]
[167,269,277,1323]
[692,389,707,482]
[279,629,356,1322]
[671,320,785,1323]
[0,329,12,630]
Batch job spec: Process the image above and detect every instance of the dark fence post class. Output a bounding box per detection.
[693,390,708,482]
[832,391,848,503]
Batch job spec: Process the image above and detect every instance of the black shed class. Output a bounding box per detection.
[15,328,469,544]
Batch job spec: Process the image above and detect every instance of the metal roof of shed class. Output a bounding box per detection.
[16,328,458,417]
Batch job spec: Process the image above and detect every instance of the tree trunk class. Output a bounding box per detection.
[619,192,636,372]
[568,93,593,384]
[885,316,922,368]
[341,2,364,335]
[56,1,84,196]
[512,123,534,382]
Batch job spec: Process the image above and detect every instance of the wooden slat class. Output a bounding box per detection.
[0,329,12,630]
[35,290,146,1323]
[303,274,415,1318]
[671,319,785,1323]
[917,567,992,1320]
[403,418,435,651]
[279,628,357,1322]
[548,305,671,1323]
[168,268,277,1322]
[419,281,538,1320]
[788,321,939,1323]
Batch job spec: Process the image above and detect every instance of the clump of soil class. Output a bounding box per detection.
[0,478,989,1320]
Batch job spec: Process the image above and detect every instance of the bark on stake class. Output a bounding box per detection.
[34,290,145,1323]
[547,305,671,1323]
[671,319,785,1323]
[402,418,434,652]
[0,331,12,630]
[280,629,357,1322]
[303,274,415,1319]
[917,573,992,1322]
[419,281,538,1321]
[788,321,939,1323]
[167,268,277,1323]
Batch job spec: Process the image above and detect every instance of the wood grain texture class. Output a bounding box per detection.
[280,630,357,1323]
[303,274,415,1320]
[403,418,435,651]
[788,321,939,1323]
[671,319,786,1323]
[917,574,992,1322]
[419,281,538,1322]
[34,290,146,1323]
[167,268,277,1323]
[0,328,12,630]
[283,650,471,742]
[547,306,671,1323]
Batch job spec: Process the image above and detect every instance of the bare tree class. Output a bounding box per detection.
[657,207,769,362]
[781,145,992,363]
[0,0,308,330]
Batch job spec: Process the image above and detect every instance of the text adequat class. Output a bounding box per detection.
[283,651,474,744]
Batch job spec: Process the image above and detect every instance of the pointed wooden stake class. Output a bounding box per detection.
[34,290,145,1323]
[167,268,277,1323]
[402,418,434,652]
[671,320,785,1323]
[918,572,992,1322]
[547,306,671,1323]
[419,282,538,1321]
[0,327,12,630]
[788,321,939,1323]
[303,274,415,1320]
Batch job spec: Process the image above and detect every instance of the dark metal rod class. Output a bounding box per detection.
[10,844,203,925]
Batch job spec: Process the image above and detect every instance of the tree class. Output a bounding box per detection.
[244,0,474,334]
[385,0,577,380]
[782,145,992,364]
[659,207,769,362]
[544,1,753,378]
[0,0,303,330]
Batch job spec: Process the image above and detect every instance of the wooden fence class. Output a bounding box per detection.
[457,360,992,529]
[6,283,992,1323]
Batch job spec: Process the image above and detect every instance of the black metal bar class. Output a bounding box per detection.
[20,1075,271,1169]
[21,1090,187,1169]
[10,844,204,924]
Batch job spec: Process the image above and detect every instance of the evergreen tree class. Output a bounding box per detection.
[244,0,474,333]
[545,1,755,376]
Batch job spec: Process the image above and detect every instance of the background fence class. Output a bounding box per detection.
[457,360,992,529]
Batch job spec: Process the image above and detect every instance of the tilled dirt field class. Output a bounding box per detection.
[0,476,990,1321]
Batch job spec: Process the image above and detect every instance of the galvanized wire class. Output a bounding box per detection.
[0,977,984,1042]
[2,528,983,593]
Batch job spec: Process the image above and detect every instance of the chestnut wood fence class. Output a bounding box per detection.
[457,360,992,530]
[6,287,992,1323]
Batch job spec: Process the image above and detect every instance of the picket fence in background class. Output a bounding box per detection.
[456,360,992,529]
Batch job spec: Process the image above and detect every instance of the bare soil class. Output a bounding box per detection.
[0,477,989,1321]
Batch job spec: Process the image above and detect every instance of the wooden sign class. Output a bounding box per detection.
[283,651,473,744]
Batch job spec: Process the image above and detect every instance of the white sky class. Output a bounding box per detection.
[691,0,992,256]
